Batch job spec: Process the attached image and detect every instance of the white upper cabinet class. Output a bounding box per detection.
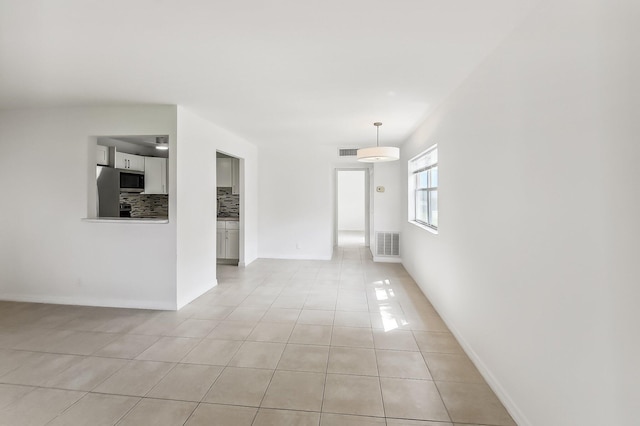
[116,152,145,172]
[231,159,239,195]
[96,145,109,165]
[144,157,168,194]
[114,152,127,169]
[217,158,233,187]
[129,154,145,171]
[217,157,239,194]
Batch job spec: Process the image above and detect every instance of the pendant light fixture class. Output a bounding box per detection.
[357,122,399,162]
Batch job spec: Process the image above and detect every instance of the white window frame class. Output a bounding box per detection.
[408,144,438,233]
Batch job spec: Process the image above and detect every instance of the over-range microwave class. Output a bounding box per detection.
[120,171,145,193]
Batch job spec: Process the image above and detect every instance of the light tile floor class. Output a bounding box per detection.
[337,230,365,247]
[0,247,516,425]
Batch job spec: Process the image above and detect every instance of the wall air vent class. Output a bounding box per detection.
[338,148,359,157]
[375,232,400,256]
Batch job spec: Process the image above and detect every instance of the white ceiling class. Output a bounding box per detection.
[0,0,537,147]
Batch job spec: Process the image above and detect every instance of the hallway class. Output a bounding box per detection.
[0,249,514,425]
[337,230,366,247]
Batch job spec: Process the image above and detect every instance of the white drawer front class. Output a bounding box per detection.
[227,220,240,229]
[225,221,240,229]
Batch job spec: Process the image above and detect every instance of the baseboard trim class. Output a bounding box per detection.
[401,265,531,426]
[437,310,531,426]
[258,254,333,261]
[373,256,402,263]
[176,279,218,310]
[240,256,257,267]
[0,293,176,311]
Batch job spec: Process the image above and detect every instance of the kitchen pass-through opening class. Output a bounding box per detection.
[92,135,169,221]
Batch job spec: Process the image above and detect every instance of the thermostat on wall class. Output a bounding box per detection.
[376,186,385,193]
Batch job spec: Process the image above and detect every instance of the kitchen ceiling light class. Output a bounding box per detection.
[357,122,399,162]
[155,136,169,150]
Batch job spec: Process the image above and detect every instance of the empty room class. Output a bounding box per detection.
[0,1,637,425]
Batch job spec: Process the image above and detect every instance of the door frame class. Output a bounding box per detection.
[334,167,371,247]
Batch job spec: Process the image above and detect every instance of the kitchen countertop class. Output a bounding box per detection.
[82,217,169,224]
[217,216,239,221]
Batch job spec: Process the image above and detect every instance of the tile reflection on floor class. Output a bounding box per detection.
[0,247,515,425]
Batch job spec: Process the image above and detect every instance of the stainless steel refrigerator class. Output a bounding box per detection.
[96,166,120,217]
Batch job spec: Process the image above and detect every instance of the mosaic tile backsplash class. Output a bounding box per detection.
[218,187,239,217]
[120,194,168,218]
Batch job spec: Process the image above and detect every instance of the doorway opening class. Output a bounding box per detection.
[216,151,241,267]
[335,169,370,247]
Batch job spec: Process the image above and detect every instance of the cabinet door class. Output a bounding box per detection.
[217,158,232,187]
[96,145,109,165]
[117,153,145,171]
[231,158,240,195]
[160,158,167,194]
[216,229,226,258]
[144,157,167,194]
[226,229,240,259]
[115,152,128,169]
[128,154,145,172]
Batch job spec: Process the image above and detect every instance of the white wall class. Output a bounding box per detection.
[175,107,259,308]
[373,161,403,233]
[399,1,639,424]
[258,145,396,259]
[258,143,336,259]
[337,170,365,231]
[0,106,178,309]
[371,160,403,261]
[258,144,380,259]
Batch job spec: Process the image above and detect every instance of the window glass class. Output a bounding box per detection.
[429,166,438,188]
[416,171,429,189]
[416,190,429,223]
[409,145,438,230]
[429,190,438,227]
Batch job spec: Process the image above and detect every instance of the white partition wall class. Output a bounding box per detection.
[0,106,178,309]
[0,105,259,311]
[175,107,259,308]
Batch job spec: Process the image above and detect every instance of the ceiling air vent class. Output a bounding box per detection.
[338,148,359,157]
